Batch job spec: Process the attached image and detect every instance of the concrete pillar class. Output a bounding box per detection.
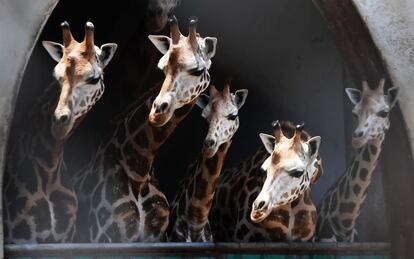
[0,0,58,256]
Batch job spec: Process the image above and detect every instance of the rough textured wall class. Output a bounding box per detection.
[0,0,58,255]
[353,0,414,155]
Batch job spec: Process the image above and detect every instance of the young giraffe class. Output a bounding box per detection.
[3,21,117,243]
[168,84,248,242]
[211,121,323,241]
[74,17,217,242]
[316,79,399,242]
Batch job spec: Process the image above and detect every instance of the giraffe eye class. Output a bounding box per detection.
[290,170,304,178]
[227,114,238,121]
[188,67,204,77]
[85,76,100,85]
[377,110,389,118]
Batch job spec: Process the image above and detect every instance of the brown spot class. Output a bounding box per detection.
[339,202,356,214]
[370,144,378,155]
[205,155,219,174]
[353,184,361,196]
[342,219,353,228]
[194,174,208,200]
[359,168,368,181]
[134,130,149,149]
[362,146,371,162]
[351,161,359,179]
[266,209,289,228]
[304,192,312,205]
[267,227,287,241]
[271,153,280,164]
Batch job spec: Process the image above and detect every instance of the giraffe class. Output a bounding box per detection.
[168,84,248,242]
[316,79,399,242]
[211,121,323,242]
[73,17,217,242]
[3,21,117,244]
[146,0,181,33]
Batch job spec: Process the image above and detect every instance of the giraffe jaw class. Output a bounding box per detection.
[51,119,74,140]
[148,111,173,127]
[250,207,272,223]
[203,146,218,158]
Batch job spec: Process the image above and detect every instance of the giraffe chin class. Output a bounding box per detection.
[148,112,172,127]
[51,123,73,140]
[203,147,218,159]
[250,208,272,223]
[351,138,366,149]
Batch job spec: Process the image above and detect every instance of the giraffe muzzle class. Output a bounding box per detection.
[250,199,271,223]
[53,110,72,126]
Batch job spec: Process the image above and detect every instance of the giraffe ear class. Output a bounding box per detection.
[345,88,362,105]
[204,37,217,59]
[306,136,321,158]
[196,94,210,109]
[42,41,64,62]
[148,35,171,54]
[259,133,276,154]
[387,86,399,108]
[234,89,248,109]
[99,43,118,68]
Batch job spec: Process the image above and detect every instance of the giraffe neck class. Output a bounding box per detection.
[4,83,80,243]
[24,85,69,176]
[320,134,385,241]
[185,141,231,228]
[114,84,198,186]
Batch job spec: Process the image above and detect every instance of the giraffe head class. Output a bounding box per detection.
[148,16,217,127]
[250,121,321,223]
[146,0,180,33]
[42,21,117,139]
[196,84,248,158]
[345,78,399,148]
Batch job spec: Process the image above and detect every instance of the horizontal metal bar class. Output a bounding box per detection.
[5,242,391,256]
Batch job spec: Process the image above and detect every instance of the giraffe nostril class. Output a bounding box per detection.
[55,114,70,125]
[204,139,216,148]
[160,102,169,112]
[155,102,169,114]
[256,200,266,211]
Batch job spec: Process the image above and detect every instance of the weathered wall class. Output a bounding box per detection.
[0,0,58,255]
[353,0,414,156]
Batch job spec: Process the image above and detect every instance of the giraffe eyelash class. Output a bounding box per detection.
[85,76,101,85]
[227,114,238,120]
[290,170,305,178]
[188,67,204,77]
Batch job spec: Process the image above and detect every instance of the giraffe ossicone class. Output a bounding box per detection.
[148,16,217,127]
[316,78,399,242]
[42,21,117,139]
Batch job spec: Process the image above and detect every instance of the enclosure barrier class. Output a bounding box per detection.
[5,242,390,258]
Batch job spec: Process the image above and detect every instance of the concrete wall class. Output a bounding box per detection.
[0,0,58,254]
[353,0,414,156]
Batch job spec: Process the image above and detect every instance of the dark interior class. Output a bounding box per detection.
[10,0,411,244]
